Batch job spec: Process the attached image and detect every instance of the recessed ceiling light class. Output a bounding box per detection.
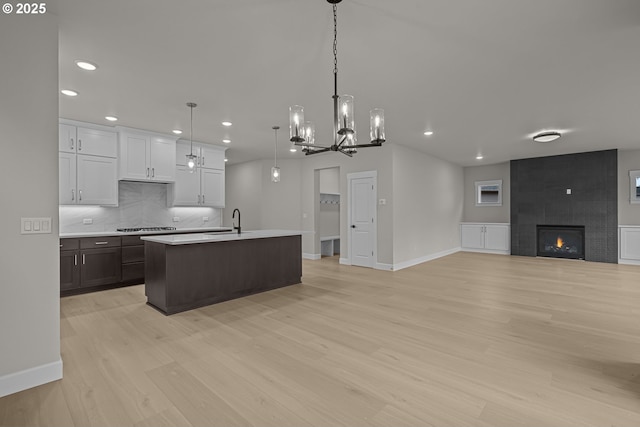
[222,139,231,144]
[75,60,98,71]
[476,155,483,160]
[105,116,118,122]
[61,89,78,97]
[222,121,232,127]
[224,158,228,162]
[172,129,183,135]
[290,147,297,152]
[424,130,434,136]
[533,131,561,143]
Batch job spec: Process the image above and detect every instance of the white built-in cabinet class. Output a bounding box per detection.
[58,121,118,206]
[118,130,177,182]
[619,226,640,265]
[169,141,226,207]
[460,223,510,254]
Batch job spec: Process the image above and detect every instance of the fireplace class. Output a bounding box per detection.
[536,225,585,260]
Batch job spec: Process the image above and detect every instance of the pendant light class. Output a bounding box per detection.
[272,126,280,182]
[186,102,198,173]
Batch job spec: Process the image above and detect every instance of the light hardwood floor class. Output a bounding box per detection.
[2,252,640,427]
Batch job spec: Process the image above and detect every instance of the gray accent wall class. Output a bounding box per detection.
[463,162,511,223]
[617,149,640,225]
[510,150,618,263]
[0,13,60,393]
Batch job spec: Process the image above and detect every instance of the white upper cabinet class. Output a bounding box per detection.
[118,129,177,182]
[176,140,225,170]
[59,122,117,157]
[59,120,118,206]
[170,141,226,207]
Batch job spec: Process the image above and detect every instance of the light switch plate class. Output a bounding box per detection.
[566,189,572,195]
[21,217,52,234]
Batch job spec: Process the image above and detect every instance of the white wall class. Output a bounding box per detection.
[392,145,464,267]
[223,159,302,231]
[300,144,394,263]
[463,162,511,223]
[0,13,62,396]
[618,149,640,225]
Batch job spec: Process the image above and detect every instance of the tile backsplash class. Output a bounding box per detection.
[60,181,222,233]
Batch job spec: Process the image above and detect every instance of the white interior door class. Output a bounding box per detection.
[349,172,376,268]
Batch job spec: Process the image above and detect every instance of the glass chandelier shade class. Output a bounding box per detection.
[338,95,355,135]
[370,109,385,144]
[272,125,280,183]
[289,106,304,143]
[302,121,315,153]
[271,166,281,182]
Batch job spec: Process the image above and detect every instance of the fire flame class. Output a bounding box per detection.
[556,236,564,248]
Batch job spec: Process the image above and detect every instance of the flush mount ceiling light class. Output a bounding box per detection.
[533,131,561,143]
[476,155,484,160]
[186,102,198,173]
[75,60,98,71]
[172,129,183,135]
[222,121,232,127]
[290,0,386,157]
[222,139,231,144]
[61,89,78,97]
[105,116,118,122]
[423,130,434,136]
[271,126,281,182]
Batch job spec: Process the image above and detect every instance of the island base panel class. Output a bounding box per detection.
[145,235,302,315]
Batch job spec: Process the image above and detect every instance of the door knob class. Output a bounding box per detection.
[351,225,356,228]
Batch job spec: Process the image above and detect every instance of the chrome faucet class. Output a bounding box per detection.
[232,208,241,234]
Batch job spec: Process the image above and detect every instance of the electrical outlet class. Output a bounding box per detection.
[203,216,209,222]
[379,198,387,205]
[83,218,93,225]
[566,189,572,195]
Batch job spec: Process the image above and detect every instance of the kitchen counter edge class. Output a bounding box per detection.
[60,227,233,239]
[140,230,304,245]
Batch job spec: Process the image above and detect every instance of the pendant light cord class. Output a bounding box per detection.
[190,105,193,155]
[333,4,338,77]
[274,127,278,168]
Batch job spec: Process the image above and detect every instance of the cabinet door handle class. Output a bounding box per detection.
[95,241,109,245]
[74,254,78,265]
[146,167,150,177]
[71,189,75,201]
[152,168,155,178]
[79,190,82,201]
[78,139,82,151]
[202,156,205,166]
[82,254,85,265]
[59,244,63,248]
[70,138,74,150]
[202,195,205,204]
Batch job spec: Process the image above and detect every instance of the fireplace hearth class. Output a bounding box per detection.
[537,225,585,260]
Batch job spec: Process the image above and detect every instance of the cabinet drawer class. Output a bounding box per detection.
[60,238,80,250]
[122,245,144,264]
[121,235,143,246]
[80,236,121,249]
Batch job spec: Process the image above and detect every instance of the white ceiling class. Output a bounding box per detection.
[58,0,640,166]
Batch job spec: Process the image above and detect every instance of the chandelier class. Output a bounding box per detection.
[289,0,386,157]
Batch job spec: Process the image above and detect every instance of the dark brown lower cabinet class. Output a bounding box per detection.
[80,246,122,287]
[121,235,145,284]
[60,250,80,291]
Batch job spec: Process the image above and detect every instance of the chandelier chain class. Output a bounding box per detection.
[333,4,338,75]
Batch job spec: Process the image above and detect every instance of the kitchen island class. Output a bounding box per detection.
[140,230,302,315]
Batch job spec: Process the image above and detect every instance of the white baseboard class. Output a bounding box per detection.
[392,247,461,271]
[339,257,350,265]
[0,358,63,398]
[618,258,640,266]
[303,253,321,260]
[460,248,510,255]
[374,262,393,271]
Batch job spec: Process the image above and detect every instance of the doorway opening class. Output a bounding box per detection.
[318,167,340,261]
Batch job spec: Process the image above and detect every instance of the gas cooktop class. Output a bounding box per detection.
[116,227,177,233]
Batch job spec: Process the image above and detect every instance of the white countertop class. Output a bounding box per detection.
[140,229,303,245]
[60,227,233,238]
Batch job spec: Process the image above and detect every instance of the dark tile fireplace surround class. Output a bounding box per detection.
[511,149,617,263]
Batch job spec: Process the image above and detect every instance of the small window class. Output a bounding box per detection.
[475,180,502,206]
[630,170,640,204]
